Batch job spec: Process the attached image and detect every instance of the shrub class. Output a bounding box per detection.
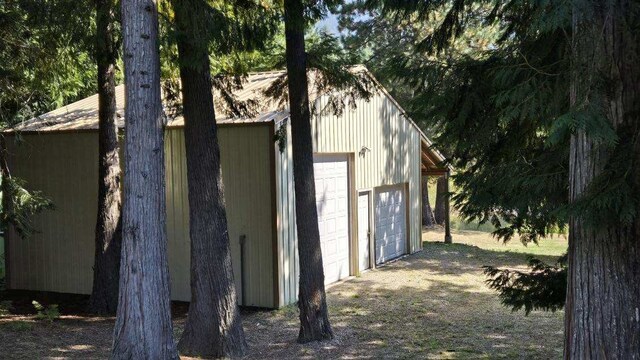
[32,301,60,322]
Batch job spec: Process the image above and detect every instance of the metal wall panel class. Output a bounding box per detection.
[311,93,422,256]
[6,125,275,308]
[274,121,298,307]
[275,92,423,307]
[6,133,98,294]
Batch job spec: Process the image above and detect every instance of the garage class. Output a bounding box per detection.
[374,186,407,264]
[313,155,350,284]
[4,68,451,308]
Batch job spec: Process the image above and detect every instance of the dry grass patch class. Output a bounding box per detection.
[240,229,566,359]
[0,229,566,359]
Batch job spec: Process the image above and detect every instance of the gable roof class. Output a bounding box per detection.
[10,71,288,133]
[7,66,448,171]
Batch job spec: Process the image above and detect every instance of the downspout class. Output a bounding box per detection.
[239,234,246,305]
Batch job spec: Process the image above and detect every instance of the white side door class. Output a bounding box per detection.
[358,192,370,271]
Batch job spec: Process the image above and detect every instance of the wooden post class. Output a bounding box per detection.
[444,171,452,244]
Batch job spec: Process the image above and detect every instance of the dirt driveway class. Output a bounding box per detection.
[0,230,565,359]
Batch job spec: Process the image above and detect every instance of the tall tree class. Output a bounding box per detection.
[283,0,334,343]
[565,0,640,357]
[352,0,570,240]
[111,0,178,357]
[171,0,247,356]
[421,176,435,227]
[0,0,96,125]
[433,176,446,226]
[359,0,640,356]
[88,0,122,315]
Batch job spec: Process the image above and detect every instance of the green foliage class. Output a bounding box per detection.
[0,0,96,128]
[273,120,288,153]
[0,1,94,249]
[262,29,377,117]
[353,0,638,242]
[159,0,280,119]
[339,0,578,313]
[32,301,60,322]
[340,0,574,243]
[1,177,54,239]
[483,255,567,315]
[347,0,638,315]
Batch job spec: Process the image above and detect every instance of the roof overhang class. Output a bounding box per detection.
[421,136,449,176]
[6,66,452,176]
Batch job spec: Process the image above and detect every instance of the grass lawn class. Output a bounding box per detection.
[426,229,568,257]
[0,229,567,359]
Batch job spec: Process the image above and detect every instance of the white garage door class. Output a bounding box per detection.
[375,186,407,264]
[314,155,350,284]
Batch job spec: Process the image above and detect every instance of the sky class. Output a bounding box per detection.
[315,12,341,35]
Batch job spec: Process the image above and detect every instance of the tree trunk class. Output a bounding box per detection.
[111,0,178,358]
[434,176,446,225]
[0,136,12,286]
[283,0,334,343]
[88,0,122,315]
[172,0,247,357]
[564,1,640,358]
[421,176,435,227]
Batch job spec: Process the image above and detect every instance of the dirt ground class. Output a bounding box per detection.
[0,229,566,359]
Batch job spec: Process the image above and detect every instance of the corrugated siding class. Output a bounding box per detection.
[275,121,298,307]
[276,92,422,306]
[165,126,275,307]
[6,125,275,308]
[312,93,422,254]
[6,133,98,294]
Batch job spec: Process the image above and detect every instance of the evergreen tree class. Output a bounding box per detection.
[360,0,569,244]
[355,0,640,356]
[421,176,435,227]
[169,0,277,356]
[565,1,639,356]
[111,0,178,357]
[283,0,335,343]
[88,0,122,315]
[250,1,374,343]
[483,255,567,315]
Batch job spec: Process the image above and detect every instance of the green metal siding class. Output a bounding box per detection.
[275,92,423,307]
[5,125,275,308]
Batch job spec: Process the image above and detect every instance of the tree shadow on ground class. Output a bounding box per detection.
[0,241,564,359]
[240,243,564,359]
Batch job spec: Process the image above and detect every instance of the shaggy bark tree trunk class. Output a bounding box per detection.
[283,0,334,343]
[111,0,178,358]
[172,0,247,357]
[564,1,640,358]
[421,176,435,227]
[434,176,446,225]
[88,0,122,315]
